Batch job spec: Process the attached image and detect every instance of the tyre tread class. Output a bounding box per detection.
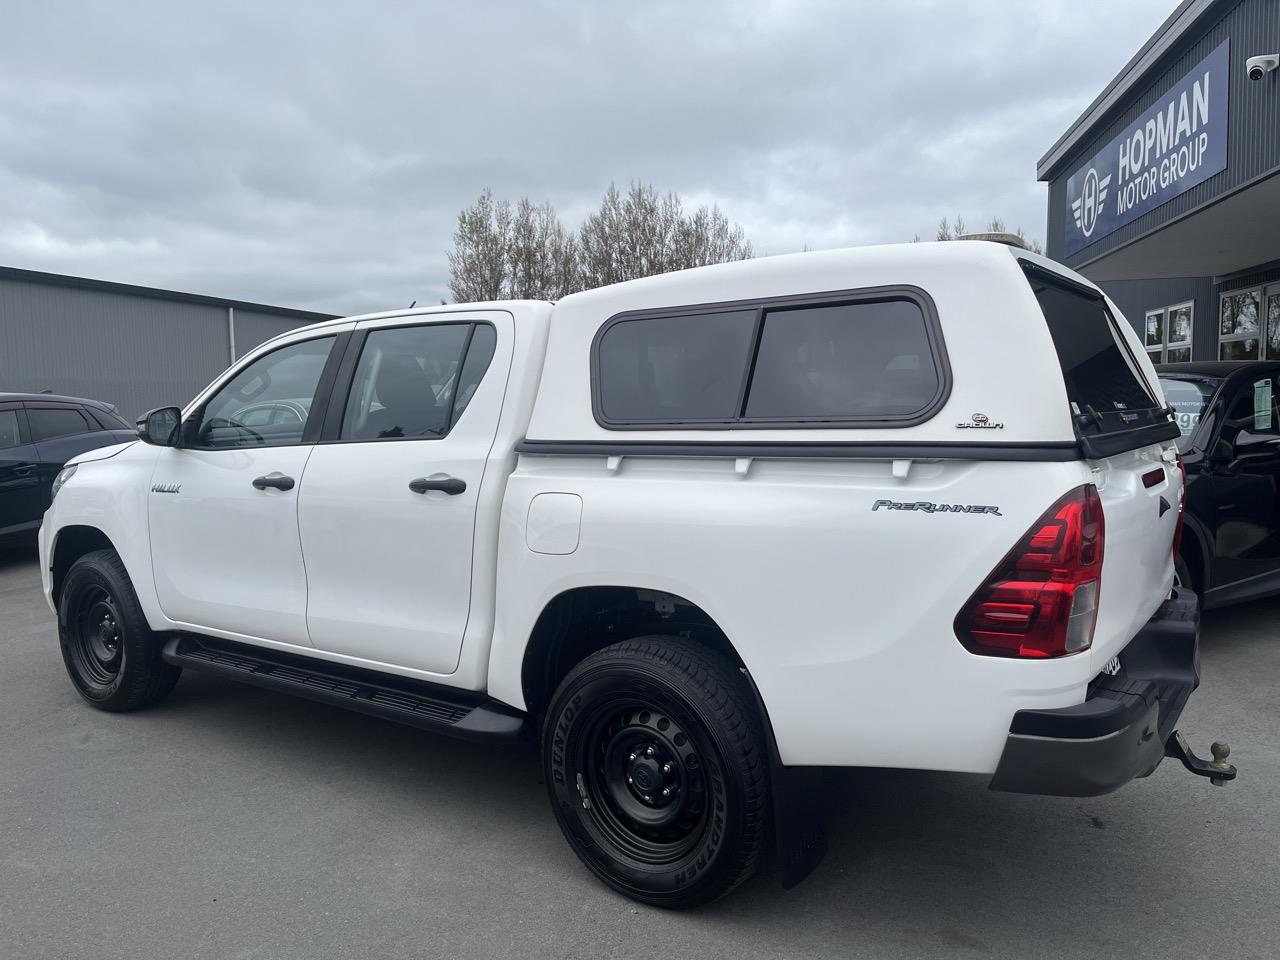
[60,549,180,712]
[557,636,769,905]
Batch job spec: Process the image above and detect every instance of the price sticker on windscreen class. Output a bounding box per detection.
[1254,379,1273,432]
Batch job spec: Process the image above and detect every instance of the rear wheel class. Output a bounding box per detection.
[542,637,769,908]
[58,549,180,711]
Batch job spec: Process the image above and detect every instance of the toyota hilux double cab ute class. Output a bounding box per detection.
[39,241,1235,908]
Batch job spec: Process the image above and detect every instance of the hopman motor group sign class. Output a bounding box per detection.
[1064,40,1229,256]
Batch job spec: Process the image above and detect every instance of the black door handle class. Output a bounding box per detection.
[13,463,36,477]
[409,476,466,496]
[252,473,295,491]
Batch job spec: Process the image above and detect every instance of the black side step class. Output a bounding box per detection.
[162,636,529,742]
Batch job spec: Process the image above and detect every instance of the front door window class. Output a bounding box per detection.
[196,336,335,448]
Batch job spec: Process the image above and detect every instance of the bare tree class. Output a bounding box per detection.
[447,181,753,302]
[447,191,582,302]
[508,198,580,300]
[928,213,1042,253]
[447,189,511,303]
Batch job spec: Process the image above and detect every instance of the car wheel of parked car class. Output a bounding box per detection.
[58,549,180,711]
[542,637,769,909]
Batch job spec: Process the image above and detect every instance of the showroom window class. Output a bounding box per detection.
[1145,301,1193,363]
[1219,290,1261,360]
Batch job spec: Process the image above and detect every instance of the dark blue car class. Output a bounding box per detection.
[0,392,135,545]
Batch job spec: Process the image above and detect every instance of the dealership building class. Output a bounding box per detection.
[0,265,336,420]
[1039,0,1279,363]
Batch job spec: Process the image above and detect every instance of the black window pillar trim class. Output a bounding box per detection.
[318,328,368,443]
[588,284,952,431]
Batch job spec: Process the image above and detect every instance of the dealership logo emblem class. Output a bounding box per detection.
[1071,167,1111,237]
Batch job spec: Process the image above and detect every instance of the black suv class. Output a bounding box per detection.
[0,392,135,545]
[1157,361,1280,608]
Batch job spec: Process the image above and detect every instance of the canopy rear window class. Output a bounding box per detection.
[1022,263,1176,455]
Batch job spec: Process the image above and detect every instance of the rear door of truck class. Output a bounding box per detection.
[1023,262,1184,665]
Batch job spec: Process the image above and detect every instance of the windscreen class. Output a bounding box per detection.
[1023,265,1163,435]
[1159,376,1217,448]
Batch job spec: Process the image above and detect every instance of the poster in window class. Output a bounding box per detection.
[1254,379,1273,433]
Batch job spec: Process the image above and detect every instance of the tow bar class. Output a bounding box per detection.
[1165,733,1237,786]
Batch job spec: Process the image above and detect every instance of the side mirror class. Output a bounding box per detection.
[136,406,183,447]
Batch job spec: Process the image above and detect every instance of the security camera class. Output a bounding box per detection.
[1246,54,1279,81]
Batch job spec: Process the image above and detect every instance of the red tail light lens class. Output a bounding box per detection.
[1172,454,1187,560]
[956,484,1104,659]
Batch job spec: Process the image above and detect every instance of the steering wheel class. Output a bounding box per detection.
[202,416,265,445]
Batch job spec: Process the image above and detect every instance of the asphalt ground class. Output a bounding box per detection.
[1,543,1277,960]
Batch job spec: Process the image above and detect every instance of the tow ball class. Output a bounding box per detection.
[1165,732,1237,786]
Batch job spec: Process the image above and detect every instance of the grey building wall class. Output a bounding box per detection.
[230,309,314,362]
[0,268,336,419]
[1098,275,1219,357]
[1045,0,1280,266]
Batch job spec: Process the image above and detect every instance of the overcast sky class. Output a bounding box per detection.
[0,1,1175,316]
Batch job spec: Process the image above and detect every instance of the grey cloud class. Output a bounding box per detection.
[0,0,1173,315]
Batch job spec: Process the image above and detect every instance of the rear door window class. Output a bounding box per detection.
[0,409,21,449]
[26,406,94,442]
[339,323,489,441]
[1023,264,1163,435]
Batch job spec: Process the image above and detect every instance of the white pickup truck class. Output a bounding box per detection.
[40,241,1234,908]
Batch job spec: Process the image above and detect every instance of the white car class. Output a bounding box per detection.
[39,241,1234,908]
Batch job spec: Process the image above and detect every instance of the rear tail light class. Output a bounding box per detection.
[955,484,1104,659]
[1172,454,1187,560]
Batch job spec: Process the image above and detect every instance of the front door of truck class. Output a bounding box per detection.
[148,332,347,646]
[1207,372,1280,590]
[297,312,510,675]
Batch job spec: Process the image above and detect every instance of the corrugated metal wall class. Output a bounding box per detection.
[232,309,311,361]
[1046,0,1280,265]
[0,274,330,419]
[1098,275,1219,358]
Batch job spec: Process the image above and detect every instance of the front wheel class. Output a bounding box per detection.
[58,549,180,711]
[542,637,769,908]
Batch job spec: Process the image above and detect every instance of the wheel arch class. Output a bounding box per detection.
[519,584,748,718]
[51,525,118,608]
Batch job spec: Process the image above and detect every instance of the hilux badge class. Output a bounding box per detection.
[956,412,1004,430]
[150,483,181,494]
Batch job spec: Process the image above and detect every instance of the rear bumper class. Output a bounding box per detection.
[989,587,1199,797]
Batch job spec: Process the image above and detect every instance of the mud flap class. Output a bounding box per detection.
[740,669,827,888]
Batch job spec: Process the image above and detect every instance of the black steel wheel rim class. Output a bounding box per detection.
[70,585,123,686]
[575,697,712,865]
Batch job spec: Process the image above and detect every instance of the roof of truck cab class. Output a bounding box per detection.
[251,300,555,347]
